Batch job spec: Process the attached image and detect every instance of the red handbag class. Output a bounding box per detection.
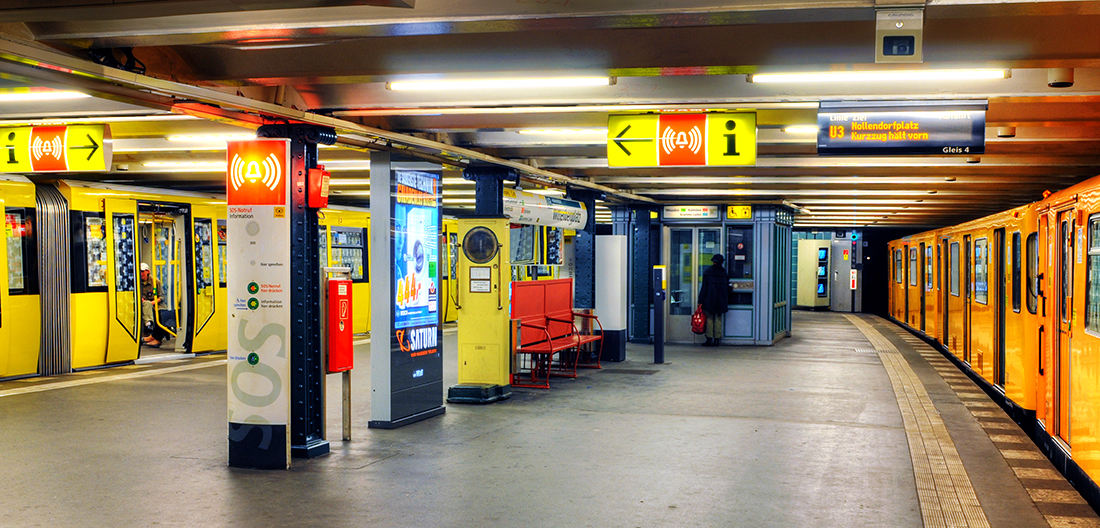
[691,305,706,334]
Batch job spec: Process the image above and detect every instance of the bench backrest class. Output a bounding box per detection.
[512,278,575,346]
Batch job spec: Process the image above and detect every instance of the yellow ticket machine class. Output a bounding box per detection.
[447,217,513,403]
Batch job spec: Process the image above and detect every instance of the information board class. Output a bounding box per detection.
[817,101,986,155]
[225,138,292,469]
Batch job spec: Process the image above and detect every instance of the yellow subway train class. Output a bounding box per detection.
[0,177,465,380]
[889,173,1100,506]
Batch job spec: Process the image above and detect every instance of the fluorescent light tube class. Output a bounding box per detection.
[749,69,1007,83]
[387,77,610,91]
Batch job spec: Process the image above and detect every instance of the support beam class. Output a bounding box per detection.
[567,188,602,310]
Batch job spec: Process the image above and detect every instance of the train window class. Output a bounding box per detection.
[1012,232,1021,313]
[5,209,28,293]
[925,246,933,291]
[950,242,960,296]
[112,214,138,338]
[85,215,108,288]
[894,249,903,283]
[1087,216,1100,333]
[331,227,367,283]
[909,248,918,286]
[1062,220,1072,323]
[217,220,226,288]
[975,238,988,304]
[1026,233,1038,314]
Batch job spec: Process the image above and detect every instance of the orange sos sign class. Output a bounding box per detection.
[227,139,290,206]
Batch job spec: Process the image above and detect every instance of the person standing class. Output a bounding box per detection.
[140,263,166,347]
[697,253,729,347]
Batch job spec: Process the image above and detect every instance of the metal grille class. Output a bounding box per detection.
[35,184,72,376]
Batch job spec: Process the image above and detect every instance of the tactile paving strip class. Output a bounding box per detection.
[844,314,991,528]
[885,325,1100,528]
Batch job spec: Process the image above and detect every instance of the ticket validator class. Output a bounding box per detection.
[446,217,513,403]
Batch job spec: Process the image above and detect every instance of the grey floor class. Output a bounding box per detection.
[0,312,1052,527]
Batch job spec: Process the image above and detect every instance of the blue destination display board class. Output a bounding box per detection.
[817,101,986,155]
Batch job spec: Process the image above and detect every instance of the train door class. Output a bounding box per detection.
[665,226,722,343]
[1054,208,1074,447]
[903,244,909,321]
[190,205,218,351]
[104,198,141,363]
[1038,212,1052,427]
[137,202,195,355]
[995,228,1006,387]
[919,242,926,331]
[942,238,950,346]
[964,235,972,364]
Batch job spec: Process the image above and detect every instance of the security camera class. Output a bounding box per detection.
[876,8,923,64]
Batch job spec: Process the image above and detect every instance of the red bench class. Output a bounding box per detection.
[510,279,603,389]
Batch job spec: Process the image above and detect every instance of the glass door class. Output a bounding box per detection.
[665,226,722,343]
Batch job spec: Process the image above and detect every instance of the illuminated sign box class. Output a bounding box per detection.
[817,101,985,156]
[607,113,756,167]
[662,205,719,220]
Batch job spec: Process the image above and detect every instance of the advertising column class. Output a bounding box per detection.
[225,139,292,469]
[369,160,445,428]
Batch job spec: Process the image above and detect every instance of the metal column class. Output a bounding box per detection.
[257,124,335,459]
[567,188,602,310]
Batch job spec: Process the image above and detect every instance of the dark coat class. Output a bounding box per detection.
[698,263,729,315]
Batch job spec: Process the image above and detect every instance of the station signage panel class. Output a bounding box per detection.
[225,138,292,469]
[662,205,719,220]
[727,205,752,220]
[607,113,756,167]
[817,101,986,155]
[0,124,111,172]
[502,188,587,230]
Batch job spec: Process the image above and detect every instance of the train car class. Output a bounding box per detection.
[888,179,1100,503]
[442,217,459,323]
[62,180,228,368]
[0,176,41,380]
[318,205,371,333]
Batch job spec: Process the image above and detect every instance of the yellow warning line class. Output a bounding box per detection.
[0,360,226,399]
[844,314,991,528]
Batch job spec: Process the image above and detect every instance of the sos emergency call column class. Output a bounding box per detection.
[225,139,293,470]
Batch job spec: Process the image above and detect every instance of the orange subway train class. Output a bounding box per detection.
[888,174,1100,506]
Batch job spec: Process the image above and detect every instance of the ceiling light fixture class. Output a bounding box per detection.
[748,69,1008,84]
[0,90,91,102]
[782,125,819,134]
[387,77,612,91]
[167,134,256,142]
[517,128,607,136]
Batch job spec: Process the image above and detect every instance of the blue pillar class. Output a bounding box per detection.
[256,124,336,459]
[628,207,654,343]
[463,164,516,215]
[567,188,602,309]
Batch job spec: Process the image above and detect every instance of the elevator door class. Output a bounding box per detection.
[665,226,722,343]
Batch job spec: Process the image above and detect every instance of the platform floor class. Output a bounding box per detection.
[1,312,1097,527]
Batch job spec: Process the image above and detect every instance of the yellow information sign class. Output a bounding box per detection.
[607,115,658,167]
[0,124,111,173]
[607,113,755,167]
[727,205,752,220]
[706,113,757,166]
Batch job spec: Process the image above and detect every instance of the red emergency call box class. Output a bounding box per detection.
[327,278,354,373]
[308,165,331,209]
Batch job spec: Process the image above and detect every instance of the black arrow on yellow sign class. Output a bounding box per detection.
[612,125,653,156]
[70,134,100,161]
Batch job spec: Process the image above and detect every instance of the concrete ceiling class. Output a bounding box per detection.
[1,0,1099,227]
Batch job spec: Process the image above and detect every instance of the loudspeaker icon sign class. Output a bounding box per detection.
[229,152,282,192]
[657,114,707,166]
[661,125,702,156]
[226,139,290,206]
